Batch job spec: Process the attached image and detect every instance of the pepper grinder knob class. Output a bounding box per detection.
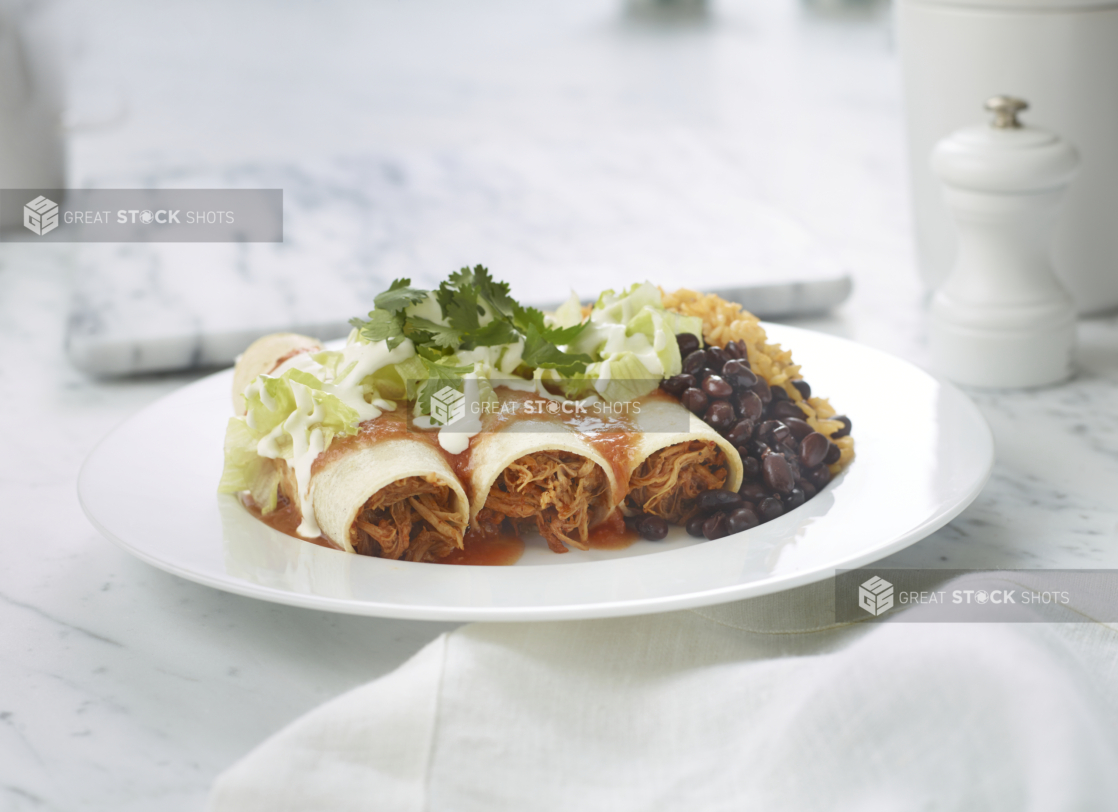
[929,98,1079,388]
[985,95,1028,129]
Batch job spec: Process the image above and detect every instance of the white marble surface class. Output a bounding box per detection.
[1,0,1117,809]
[65,151,853,374]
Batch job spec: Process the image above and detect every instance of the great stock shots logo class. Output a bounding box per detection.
[2,189,283,242]
[430,386,466,427]
[23,196,59,236]
[858,576,894,617]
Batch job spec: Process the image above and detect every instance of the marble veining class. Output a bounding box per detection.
[1,0,1116,809]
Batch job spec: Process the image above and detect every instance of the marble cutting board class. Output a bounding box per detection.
[66,145,851,376]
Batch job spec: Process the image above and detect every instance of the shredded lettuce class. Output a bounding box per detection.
[218,418,283,512]
[565,281,703,385]
[593,281,663,322]
[594,352,662,403]
[219,370,362,505]
[552,291,584,329]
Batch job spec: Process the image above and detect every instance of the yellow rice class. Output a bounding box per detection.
[662,288,854,473]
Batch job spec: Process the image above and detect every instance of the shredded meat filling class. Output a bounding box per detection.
[351,476,466,562]
[478,451,609,553]
[625,440,728,524]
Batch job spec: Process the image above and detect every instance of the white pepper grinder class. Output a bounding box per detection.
[930,96,1079,389]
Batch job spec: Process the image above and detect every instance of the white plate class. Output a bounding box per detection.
[78,325,993,621]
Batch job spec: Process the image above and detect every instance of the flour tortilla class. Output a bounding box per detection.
[465,419,624,527]
[621,397,744,514]
[311,437,469,554]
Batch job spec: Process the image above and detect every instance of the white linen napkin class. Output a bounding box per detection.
[208,574,1118,811]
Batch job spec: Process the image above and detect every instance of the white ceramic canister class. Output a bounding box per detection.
[0,2,66,230]
[896,0,1118,314]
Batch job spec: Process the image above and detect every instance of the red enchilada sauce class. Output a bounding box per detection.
[443,528,526,566]
[587,510,640,550]
[241,494,341,551]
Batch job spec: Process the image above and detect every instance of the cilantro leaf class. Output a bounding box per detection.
[465,319,519,348]
[521,324,593,375]
[540,321,588,345]
[416,344,448,362]
[472,265,516,317]
[446,266,475,290]
[511,302,588,345]
[438,265,516,324]
[441,283,483,334]
[374,278,428,314]
[511,302,546,334]
[351,309,406,350]
[404,316,462,349]
[420,356,474,379]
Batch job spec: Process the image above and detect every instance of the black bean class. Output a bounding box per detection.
[805,464,832,490]
[740,456,761,482]
[702,375,733,399]
[721,358,758,389]
[778,442,801,460]
[771,400,807,421]
[750,377,772,404]
[723,340,744,360]
[747,439,770,458]
[763,454,795,494]
[800,432,830,468]
[756,419,784,441]
[698,489,743,513]
[706,347,728,371]
[726,419,755,445]
[685,516,706,538]
[771,386,789,401]
[705,400,736,432]
[732,342,751,365]
[661,373,696,397]
[801,481,818,499]
[727,507,760,534]
[831,415,852,439]
[784,487,805,510]
[696,371,711,387]
[784,417,813,441]
[758,497,784,522]
[682,350,708,375]
[702,512,729,540]
[823,440,842,465]
[681,387,708,414]
[637,515,669,541]
[792,380,811,400]
[733,390,764,422]
[677,332,700,358]
[739,482,770,502]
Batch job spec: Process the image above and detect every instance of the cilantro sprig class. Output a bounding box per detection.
[350,265,591,369]
[347,266,595,418]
